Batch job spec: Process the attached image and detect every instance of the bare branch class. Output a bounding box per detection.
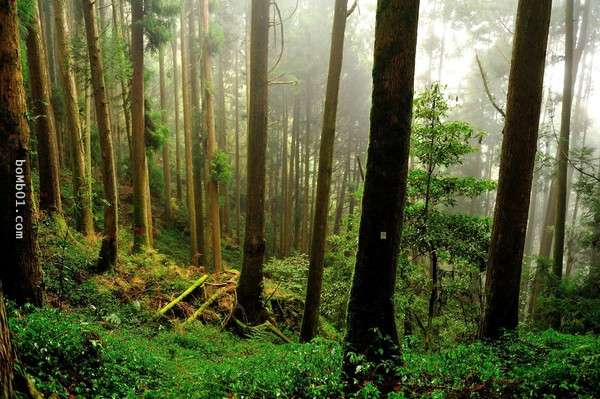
[475,54,506,119]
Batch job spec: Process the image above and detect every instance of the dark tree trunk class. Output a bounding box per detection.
[480,0,552,339]
[300,0,348,342]
[0,0,43,306]
[82,0,119,272]
[343,0,420,391]
[236,0,269,325]
[25,2,62,214]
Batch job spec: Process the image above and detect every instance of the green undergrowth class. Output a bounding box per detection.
[7,304,600,398]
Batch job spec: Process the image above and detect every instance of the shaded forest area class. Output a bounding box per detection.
[1,0,600,398]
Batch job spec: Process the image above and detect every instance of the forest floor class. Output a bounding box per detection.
[6,215,600,398]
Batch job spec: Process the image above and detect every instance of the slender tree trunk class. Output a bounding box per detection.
[159,47,173,222]
[343,0,420,391]
[235,49,242,244]
[201,0,222,273]
[130,0,149,249]
[300,0,348,342]
[293,98,302,250]
[82,0,119,272]
[217,54,230,235]
[190,0,206,266]
[26,3,62,214]
[552,0,575,279]
[236,0,269,325]
[302,79,312,251]
[333,149,351,234]
[54,0,94,236]
[479,0,552,339]
[0,0,43,306]
[180,2,198,264]
[280,89,289,256]
[171,35,183,203]
[524,171,540,256]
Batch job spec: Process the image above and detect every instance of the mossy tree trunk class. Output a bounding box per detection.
[54,0,94,236]
[0,0,43,306]
[82,0,119,272]
[25,2,62,214]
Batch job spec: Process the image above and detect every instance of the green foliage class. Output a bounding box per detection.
[210,149,233,184]
[145,100,170,150]
[143,0,180,51]
[8,308,162,398]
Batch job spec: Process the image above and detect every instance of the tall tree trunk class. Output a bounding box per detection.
[236,0,269,325]
[235,48,242,244]
[25,3,62,214]
[280,89,289,256]
[302,79,312,251]
[217,54,230,235]
[292,98,302,250]
[343,0,420,391]
[172,33,183,202]
[0,0,43,306]
[130,0,149,249]
[300,0,348,342]
[201,0,222,273]
[82,0,119,272]
[524,171,540,256]
[54,0,94,236]
[180,2,198,264]
[159,47,172,222]
[189,2,206,265]
[552,0,575,279]
[479,0,552,339]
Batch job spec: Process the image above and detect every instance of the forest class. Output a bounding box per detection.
[1,0,600,397]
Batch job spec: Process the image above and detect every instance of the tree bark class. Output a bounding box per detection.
[236,0,269,325]
[159,47,173,222]
[552,0,575,279]
[82,0,119,272]
[343,0,420,391]
[171,33,183,202]
[180,2,199,264]
[235,49,242,244]
[0,0,43,306]
[217,54,230,235]
[480,0,552,339]
[26,2,62,214]
[280,89,290,256]
[54,0,94,236]
[189,2,206,266]
[300,0,348,342]
[201,0,222,273]
[130,0,150,249]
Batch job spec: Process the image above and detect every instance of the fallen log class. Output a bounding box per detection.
[156,274,208,316]
[184,285,232,324]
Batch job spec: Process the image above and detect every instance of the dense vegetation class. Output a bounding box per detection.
[1,0,599,398]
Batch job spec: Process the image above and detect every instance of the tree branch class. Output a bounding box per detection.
[475,54,506,119]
